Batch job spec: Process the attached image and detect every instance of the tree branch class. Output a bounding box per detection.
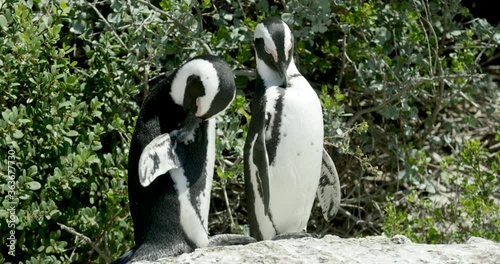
[136,0,213,54]
[475,21,500,66]
[234,69,256,78]
[346,74,486,127]
[58,223,110,262]
[87,2,130,52]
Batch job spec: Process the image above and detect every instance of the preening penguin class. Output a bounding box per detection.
[114,55,236,263]
[244,17,341,241]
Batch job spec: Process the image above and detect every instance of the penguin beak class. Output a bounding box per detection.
[176,107,203,144]
[277,61,288,87]
[195,97,203,117]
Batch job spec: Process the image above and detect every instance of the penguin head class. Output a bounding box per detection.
[254,17,294,87]
[169,55,236,120]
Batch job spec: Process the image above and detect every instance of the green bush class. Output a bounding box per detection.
[311,0,500,240]
[384,138,500,243]
[0,0,498,263]
[0,1,136,262]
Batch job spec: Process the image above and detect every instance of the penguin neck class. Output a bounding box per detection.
[136,81,186,135]
[287,57,300,77]
[256,56,301,88]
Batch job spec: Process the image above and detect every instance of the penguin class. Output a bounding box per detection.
[243,17,341,241]
[114,55,239,263]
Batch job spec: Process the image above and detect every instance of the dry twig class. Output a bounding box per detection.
[58,223,110,262]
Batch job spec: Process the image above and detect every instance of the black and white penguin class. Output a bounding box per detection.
[244,17,341,241]
[114,55,237,263]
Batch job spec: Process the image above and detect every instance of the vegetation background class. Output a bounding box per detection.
[0,0,498,263]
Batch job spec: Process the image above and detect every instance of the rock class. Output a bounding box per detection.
[391,234,412,244]
[134,235,500,264]
[466,236,496,244]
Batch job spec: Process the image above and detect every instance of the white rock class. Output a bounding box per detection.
[135,235,500,264]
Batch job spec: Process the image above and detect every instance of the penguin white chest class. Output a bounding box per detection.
[265,78,324,234]
[171,119,215,248]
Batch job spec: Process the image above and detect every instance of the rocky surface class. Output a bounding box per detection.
[136,235,500,264]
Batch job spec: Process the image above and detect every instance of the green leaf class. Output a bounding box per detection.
[28,165,38,177]
[1,110,10,121]
[86,155,99,164]
[66,130,79,137]
[0,209,8,218]
[70,20,87,34]
[59,101,71,109]
[26,181,42,190]
[375,27,391,45]
[46,245,53,253]
[62,186,72,199]
[108,13,121,23]
[379,105,400,120]
[18,118,31,124]
[0,15,7,29]
[49,209,61,219]
[256,0,269,12]
[383,56,392,66]
[281,13,294,24]
[13,130,24,139]
[67,75,77,85]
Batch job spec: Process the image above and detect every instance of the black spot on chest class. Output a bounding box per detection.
[266,89,286,165]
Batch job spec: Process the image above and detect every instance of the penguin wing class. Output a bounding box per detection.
[138,132,182,187]
[253,128,271,215]
[245,95,272,215]
[316,148,341,221]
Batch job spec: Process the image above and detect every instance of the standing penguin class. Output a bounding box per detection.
[244,17,341,241]
[114,55,237,263]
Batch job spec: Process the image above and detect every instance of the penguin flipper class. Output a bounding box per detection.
[253,130,271,215]
[316,148,341,221]
[138,132,182,187]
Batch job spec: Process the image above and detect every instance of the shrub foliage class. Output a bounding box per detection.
[0,0,498,262]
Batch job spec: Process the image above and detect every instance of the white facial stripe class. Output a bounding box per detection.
[170,59,220,117]
[282,21,293,61]
[255,23,278,62]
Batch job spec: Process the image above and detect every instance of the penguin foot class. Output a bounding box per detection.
[208,234,257,247]
[112,246,136,264]
[272,232,319,241]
